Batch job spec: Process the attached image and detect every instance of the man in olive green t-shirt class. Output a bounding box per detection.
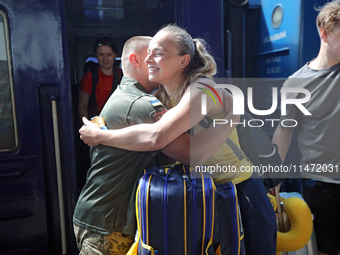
[73,36,190,254]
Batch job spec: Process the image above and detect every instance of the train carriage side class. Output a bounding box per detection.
[0,0,233,254]
[0,0,78,254]
[0,0,290,253]
[246,0,328,180]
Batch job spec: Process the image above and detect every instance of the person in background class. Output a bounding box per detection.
[273,1,340,254]
[78,36,122,120]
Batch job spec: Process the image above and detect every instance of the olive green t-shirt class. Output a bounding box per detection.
[73,77,167,235]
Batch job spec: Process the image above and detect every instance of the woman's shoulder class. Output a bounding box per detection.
[82,70,93,79]
[191,77,220,99]
[192,76,216,88]
[79,71,93,88]
[192,77,225,116]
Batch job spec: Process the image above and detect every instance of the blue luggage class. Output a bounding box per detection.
[213,182,246,255]
[134,164,245,255]
[135,164,215,255]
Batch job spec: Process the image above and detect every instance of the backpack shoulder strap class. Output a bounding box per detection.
[88,67,99,116]
[197,116,245,161]
[90,67,99,96]
[109,65,121,97]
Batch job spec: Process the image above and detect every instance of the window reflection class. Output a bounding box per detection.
[0,12,16,150]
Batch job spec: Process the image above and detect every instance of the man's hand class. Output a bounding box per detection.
[79,117,102,146]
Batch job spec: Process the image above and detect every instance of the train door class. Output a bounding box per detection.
[0,0,78,254]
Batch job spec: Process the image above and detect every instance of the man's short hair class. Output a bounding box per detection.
[121,36,151,73]
[316,0,340,33]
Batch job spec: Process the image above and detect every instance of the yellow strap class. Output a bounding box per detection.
[161,161,181,168]
[205,176,215,255]
[205,239,213,255]
[126,242,138,255]
[146,175,153,245]
[135,175,152,245]
[182,164,186,175]
[201,172,206,255]
[141,242,155,255]
[209,176,215,246]
[135,181,141,243]
[215,245,221,255]
[233,182,241,255]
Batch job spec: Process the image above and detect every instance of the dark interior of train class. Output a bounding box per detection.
[64,0,249,83]
[64,0,177,85]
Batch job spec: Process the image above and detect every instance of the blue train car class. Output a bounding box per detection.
[0,0,240,254]
[246,0,329,191]
[0,1,78,254]
[0,0,325,253]
[247,0,327,130]
[252,0,326,78]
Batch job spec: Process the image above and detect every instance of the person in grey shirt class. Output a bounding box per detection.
[273,1,340,254]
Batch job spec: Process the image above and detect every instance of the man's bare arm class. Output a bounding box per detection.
[272,125,294,162]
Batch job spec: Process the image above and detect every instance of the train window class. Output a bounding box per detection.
[0,11,17,151]
[272,4,284,29]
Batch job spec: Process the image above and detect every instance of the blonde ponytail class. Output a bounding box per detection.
[155,24,217,108]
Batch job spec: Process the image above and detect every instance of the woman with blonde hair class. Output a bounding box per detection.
[80,24,277,254]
